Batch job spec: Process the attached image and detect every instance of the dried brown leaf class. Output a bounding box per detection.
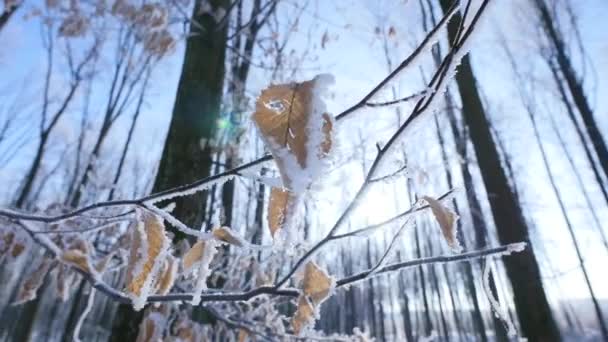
[252,76,333,190]
[267,187,294,238]
[125,212,170,310]
[292,295,314,335]
[212,226,243,247]
[302,261,333,305]
[61,249,93,274]
[182,240,205,272]
[154,255,178,295]
[423,195,461,252]
[14,258,54,304]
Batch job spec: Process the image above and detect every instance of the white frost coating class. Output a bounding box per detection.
[258,74,336,194]
[482,259,518,338]
[237,170,283,188]
[130,219,148,292]
[72,288,95,342]
[22,221,60,255]
[144,175,234,205]
[128,211,172,311]
[507,242,527,254]
[143,203,212,239]
[190,239,219,305]
[376,30,477,174]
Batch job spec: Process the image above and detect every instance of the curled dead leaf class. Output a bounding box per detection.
[62,249,93,274]
[423,195,461,252]
[252,75,334,191]
[292,295,315,335]
[182,240,205,272]
[302,261,334,305]
[268,187,295,238]
[125,211,171,310]
[212,226,243,247]
[14,258,55,304]
[154,255,178,295]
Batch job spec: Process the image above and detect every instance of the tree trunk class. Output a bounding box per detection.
[110,0,229,340]
[437,1,561,340]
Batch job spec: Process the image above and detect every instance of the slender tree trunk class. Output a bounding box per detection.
[365,240,378,337]
[415,228,433,336]
[546,58,608,205]
[426,235,450,341]
[108,74,149,200]
[110,0,229,340]
[534,0,608,181]
[437,2,561,340]
[548,115,608,250]
[527,106,608,340]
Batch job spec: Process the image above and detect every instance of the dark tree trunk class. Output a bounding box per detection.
[437,1,561,341]
[110,0,229,340]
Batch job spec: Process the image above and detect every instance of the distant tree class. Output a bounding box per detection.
[437,0,561,340]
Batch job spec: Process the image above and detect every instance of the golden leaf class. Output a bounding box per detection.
[14,258,54,304]
[267,187,294,238]
[212,226,243,247]
[252,76,333,190]
[154,255,178,295]
[292,295,315,335]
[423,196,461,252]
[302,261,333,305]
[125,211,171,310]
[182,240,205,272]
[62,249,93,274]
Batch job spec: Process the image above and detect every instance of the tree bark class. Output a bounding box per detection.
[110,0,229,340]
[437,1,561,340]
